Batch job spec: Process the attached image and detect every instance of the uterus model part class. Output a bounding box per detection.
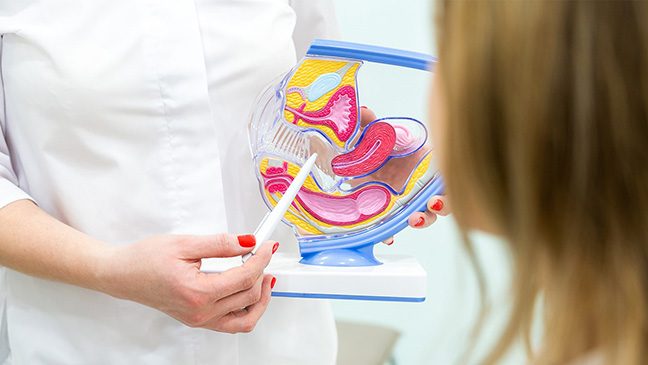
[250,39,443,265]
[202,40,442,303]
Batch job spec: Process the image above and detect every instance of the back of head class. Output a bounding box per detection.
[435,1,648,364]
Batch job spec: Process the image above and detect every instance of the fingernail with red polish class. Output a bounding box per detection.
[271,277,277,289]
[431,199,444,212]
[414,217,425,227]
[272,242,280,254]
[237,234,256,248]
[385,238,394,246]
[360,105,367,109]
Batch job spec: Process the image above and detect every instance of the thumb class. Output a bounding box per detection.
[360,105,377,127]
[178,233,256,259]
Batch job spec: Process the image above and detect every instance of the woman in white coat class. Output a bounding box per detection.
[0,1,445,364]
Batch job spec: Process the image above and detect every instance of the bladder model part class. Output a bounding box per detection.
[249,40,444,267]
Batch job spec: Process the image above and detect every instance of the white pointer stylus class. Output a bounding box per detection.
[242,153,318,262]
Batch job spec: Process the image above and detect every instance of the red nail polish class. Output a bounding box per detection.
[386,238,394,246]
[271,277,277,289]
[272,242,279,254]
[360,105,367,109]
[414,217,425,227]
[237,234,256,248]
[431,199,444,212]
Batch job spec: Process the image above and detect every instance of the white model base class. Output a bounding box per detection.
[201,253,427,302]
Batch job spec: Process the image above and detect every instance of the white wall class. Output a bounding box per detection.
[330,1,526,363]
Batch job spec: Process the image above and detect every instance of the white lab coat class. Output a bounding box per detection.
[0,1,339,364]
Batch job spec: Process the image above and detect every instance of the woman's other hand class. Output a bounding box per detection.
[99,234,277,333]
[407,195,450,229]
[353,107,450,244]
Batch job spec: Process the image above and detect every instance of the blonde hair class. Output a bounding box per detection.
[435,1,648,364]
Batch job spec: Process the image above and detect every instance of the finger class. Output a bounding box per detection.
[427,196,450,216]
[360,106,377,127]
[408,211,437,229]
[178,233,256,259]
[204,241,277,300]
[206,275,274,333]
[210,275,265,318]
[382,237,394,246]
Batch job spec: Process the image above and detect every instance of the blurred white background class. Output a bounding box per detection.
[329,1,525,364]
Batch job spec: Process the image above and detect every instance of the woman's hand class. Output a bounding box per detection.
[0,201,277,333]
[406,195,450,229]
[353,107,450,244]
[99,234,277,333]
[382,193,450,246]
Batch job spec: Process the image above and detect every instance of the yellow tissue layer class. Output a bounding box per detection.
[283,58,360,148]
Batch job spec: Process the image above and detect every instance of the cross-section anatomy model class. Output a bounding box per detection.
[249,40,444,266]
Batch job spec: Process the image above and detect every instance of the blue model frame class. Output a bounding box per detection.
[307,39,437,71]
